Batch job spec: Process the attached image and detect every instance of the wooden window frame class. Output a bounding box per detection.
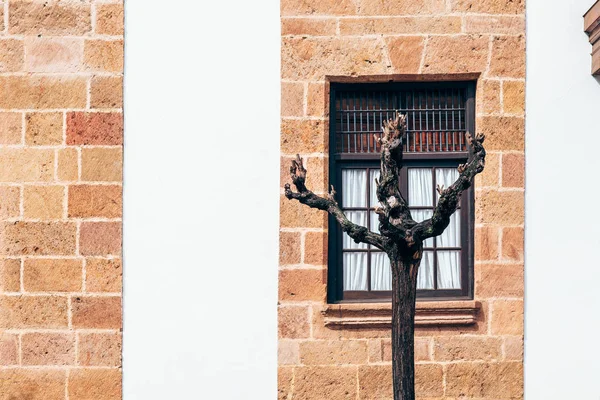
[327,81,476,303]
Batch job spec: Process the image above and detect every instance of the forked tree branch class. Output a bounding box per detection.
[284,155,387,250]
[374,114,415,241]
[412,132,486,242]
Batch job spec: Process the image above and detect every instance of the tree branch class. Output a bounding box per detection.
[284,154,387,250]
[412,132,486,242]
[374,113,414,240]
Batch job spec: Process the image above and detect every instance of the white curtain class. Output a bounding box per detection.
[409,168,433,206]
[343,169,366,207]
[369,169,380,207]
[343,253,367,290]
[436,168,459,203]
[437,251,461,289]
[417,251,434,289]
[343,211,367,249]
[411,209,434,248]
[371,252,391,290]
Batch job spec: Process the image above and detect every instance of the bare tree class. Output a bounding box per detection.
[284,112,486,400]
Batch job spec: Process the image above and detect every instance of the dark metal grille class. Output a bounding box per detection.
[334,88,468,154]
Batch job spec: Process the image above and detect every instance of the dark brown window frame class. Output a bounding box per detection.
[327,81,476,303]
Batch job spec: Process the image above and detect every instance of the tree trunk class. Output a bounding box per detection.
[391,254,420,400]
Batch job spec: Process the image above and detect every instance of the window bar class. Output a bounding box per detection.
[412,90,416,152]
[425,90,430,152]
[338,91,344,154]
[456,89,462,152]
[432,167,438,290]
[405,91,410,151]
[360,92,364,153]
[379,91,383,153]
[447,89,452,152]
[366,167,371,291]
[353,92,357,153]
[366,92,370,153]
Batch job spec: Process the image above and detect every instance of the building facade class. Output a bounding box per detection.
[0,1,123,398]
[279,1,525,398]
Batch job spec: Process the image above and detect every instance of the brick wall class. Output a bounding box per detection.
[279,1,525,398]
[0,1,123,399]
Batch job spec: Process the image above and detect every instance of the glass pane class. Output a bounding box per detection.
[436,168,459,203]
[343,252,367,291]
[370,211,379,234]
[438,212,460,247]
[342,169,367,207]
[408,168,433,207]
[343,211,367,249]
[411,209,433,248]
[437,250,461,289]
[417,251,434,289]
[369,169,381,207]
[371,252,391,290]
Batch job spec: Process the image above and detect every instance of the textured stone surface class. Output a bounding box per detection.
[79,222,122,256]
[282,18,337,35]
[96,3,124,36]
[25,112,63,146]
[502,153,525,188]
[0,186,21,218]
[464,16,526,34]
[84,40,124,72]
[0,149,54,182]
[476,79,501,115]
[281,0,357,16]
[81,147,123,182]
[422,35,488,74]
[0,76,87,109]
[340,16,461,35]
[85,258,122,293]
[476,263,523,298]
[9,2,91,35]
[278,367,293,400]
[1,222,77,256]
[304,231,327,265]
[475,227,499,261]
[446,361,523,398]
[68,185,122,218]
[0,39,24,72]
[72,296,122,329]
[23,185,64,219]
[68,369,122,400]
[279,232,301,265]
[279,269,326,301]
[281,119,327,154]
[278,340,300,365]
[475,152,499,187]
[91,76,123,109]
[386,36,425,74]
[307,83,327,117]
[503,80,525,115]
[358,364,444,399]
[281,82,304,117]
[57,148,79,182]
[0,258,21,292]
[491,300,523,335]
[66,112,123,145]
[78,332,122,367]
[475,190,524,225]
[502,227,524,261]
[489,35,526,78]
[282,37,388,80]
[24,38,82,73]
[0,333,18,364]
[0,369,66,400]
[451,0,524,14]
[300,340,368,364]
[478,116,524,151]
[359,0,445,15]
[504,335,524,361]
[434,336,502,361]
[0,295,68,328]
[294,366,357,399]
[382,337,431,362]
[0,112,22,144]
[21,333,75,365]
[280,195,327,228]
[24,258,82,292]
[278,305,310,339]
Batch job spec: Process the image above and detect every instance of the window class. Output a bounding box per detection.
[328,81,476,302]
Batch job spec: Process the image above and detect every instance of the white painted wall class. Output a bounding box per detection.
[526,0,600,398]
[122,1,280,399]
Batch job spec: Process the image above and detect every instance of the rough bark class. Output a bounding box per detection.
[284,111,486,400]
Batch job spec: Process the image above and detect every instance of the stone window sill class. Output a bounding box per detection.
[322,300,481,328]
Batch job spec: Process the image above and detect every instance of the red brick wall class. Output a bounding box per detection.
[279,1,525,398]
[0,1,123,398]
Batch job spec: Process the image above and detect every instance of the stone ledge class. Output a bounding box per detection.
[584,0,600,75]
[323,300,481,328]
